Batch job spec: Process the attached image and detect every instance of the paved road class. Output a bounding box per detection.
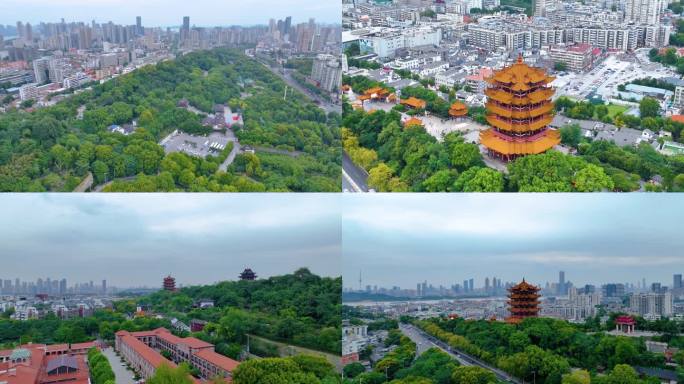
[219,129,241,171]
[342,151,369,192]
[101,347,136,384]
[256,59,340,115]
[400,324,520,384]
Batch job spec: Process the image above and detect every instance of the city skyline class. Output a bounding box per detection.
[0,194,341,287]
[0,0,340,27]
[343,195,684,289]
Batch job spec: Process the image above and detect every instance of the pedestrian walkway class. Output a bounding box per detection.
[101,347,136,384]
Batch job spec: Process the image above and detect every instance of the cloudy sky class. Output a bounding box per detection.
[0,194,341,287]
[0,0,339,27]
[343,195,684,290]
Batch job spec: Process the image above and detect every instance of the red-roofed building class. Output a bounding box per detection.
[615,315,636,333]
[670,115,684,124]
[466,67,493,93]
[0,344,92,384]
[115,328,239,383]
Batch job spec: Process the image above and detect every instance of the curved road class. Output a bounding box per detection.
[399,324,520,384]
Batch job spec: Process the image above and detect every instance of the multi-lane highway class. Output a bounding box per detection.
[399,324,521,384]
[255,58,340,115]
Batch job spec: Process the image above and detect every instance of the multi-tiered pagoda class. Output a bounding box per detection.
[448,101,468,119]
[506,278,541,324]
[239,268,257,281]
[480,55,560,161]
[163,275,176,291]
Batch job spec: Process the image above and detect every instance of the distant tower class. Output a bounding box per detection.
[239,268,257,281]
[163,275,176,291]
[182,16,190,41]
[359,270,362,292]
[506,278,541,324]
[136,16,142,36]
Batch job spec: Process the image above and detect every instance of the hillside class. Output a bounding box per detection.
[0,48,341,192]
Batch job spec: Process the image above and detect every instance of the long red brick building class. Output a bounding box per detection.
[0,342,97,384]
[115,328,239,383]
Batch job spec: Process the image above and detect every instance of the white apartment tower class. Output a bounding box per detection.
[625,0,661,25]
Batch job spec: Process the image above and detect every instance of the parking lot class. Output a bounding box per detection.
[553,52,677,101]
[161,131,235,158]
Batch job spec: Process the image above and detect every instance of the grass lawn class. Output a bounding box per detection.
[605,104,629,118]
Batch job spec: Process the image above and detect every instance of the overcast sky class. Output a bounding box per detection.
[0,0,339,27]
[0,194,341,287]
[343,195,684,290]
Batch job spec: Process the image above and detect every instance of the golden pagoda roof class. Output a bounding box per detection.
[404,117,423,127]
[485,88,554,106]
[364,86,389,98]
[401,97,427,109]
[486,102,554,120]
[508,278,542,292]
[486,114,554,133]
[449,101,468,117]
[487,55,555,87]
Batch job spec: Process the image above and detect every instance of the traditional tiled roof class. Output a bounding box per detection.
[449,101,468,117]
[487,55,555,88]
[193,349,240,372]
[404,117,423,127]
[480,129,560,156]
[400,97,427,109]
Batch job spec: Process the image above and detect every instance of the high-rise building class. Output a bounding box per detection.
[625,0,661,25]
[181,16,190,41]
[603,283,626,297]
[284,16,292,38]
[480,55,560,161]
[630,292,673,317]
[674,274,682,289]
[136,16,142,36]
[311,54,342,93]
[507,279,541,324]
[33,57,50,84]
[60,278,67,295]
[102,279,107,294]
[25,22,32,42]
[558,271,566,295]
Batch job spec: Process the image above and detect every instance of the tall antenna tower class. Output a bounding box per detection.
[358,270,362,292]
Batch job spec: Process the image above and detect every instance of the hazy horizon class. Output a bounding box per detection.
[343,195,684,290]
[0,194,341,287]
[0,0,340,27]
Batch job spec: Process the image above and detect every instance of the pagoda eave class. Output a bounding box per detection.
[480,129,560,156]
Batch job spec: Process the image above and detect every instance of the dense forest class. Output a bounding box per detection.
[342,80,684,192]
[0,48,340,191]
